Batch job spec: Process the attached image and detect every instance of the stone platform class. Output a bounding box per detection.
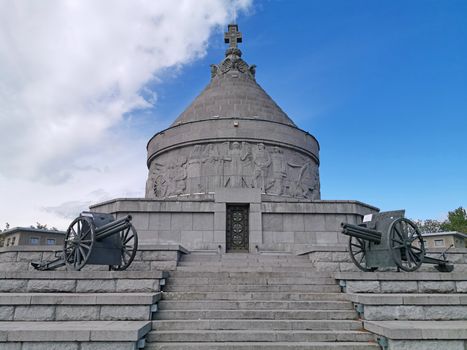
[90,195,377,253]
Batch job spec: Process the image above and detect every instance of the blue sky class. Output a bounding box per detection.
[1,0,465,228]
[136,0,467,220]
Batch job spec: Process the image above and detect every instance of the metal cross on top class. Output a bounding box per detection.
[224,24,242,48]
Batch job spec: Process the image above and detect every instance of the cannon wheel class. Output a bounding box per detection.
[109,224,138,271]
[64,216,95,271]
[348,236,377,272]
[389,218,425,272]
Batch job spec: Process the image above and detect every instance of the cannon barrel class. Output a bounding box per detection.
[95,215,132,241]
[341,223,382,244]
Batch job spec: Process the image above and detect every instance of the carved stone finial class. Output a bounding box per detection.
[210,24,256,80]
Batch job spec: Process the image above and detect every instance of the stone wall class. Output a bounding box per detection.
[0,244,187,272]
[91,196,378,253]
[304,247,467,273]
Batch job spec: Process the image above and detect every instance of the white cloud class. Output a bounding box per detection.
[0,0,252,229]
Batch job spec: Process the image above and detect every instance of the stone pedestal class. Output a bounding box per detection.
[90,196,378,254]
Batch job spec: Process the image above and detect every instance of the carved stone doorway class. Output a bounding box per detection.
[226,204,249,252]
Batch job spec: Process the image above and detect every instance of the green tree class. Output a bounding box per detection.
[441,207,467,233]
[413,219,444,233]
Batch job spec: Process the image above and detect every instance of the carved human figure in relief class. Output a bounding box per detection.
[267,146,287,195]
[187,145,203,193]
[202,144,222,191]
[240,142,253,187]
[223,142,250,188]
[252,143,271,192]
[173,156,188,195]
[288,161,314,198]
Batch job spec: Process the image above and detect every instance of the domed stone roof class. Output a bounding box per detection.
[171,47,296,127]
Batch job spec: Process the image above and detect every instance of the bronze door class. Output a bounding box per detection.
[226,204,249,252]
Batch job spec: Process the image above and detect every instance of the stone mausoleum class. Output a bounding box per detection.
[92,24,377,253]
[1,24,466,350]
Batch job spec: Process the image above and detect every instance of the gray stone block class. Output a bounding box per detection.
[76,280,116,293]
[124,261,151,271]
[325,214,347,231]
[193,213,214,230]
[141,251,178,261]
[16,252,43,262]
[304,214,325,231]
[116,279,160,292]
[0,280,27,292]
[309,252,333,263]
[22,343,79,350]
[424,306,467,320]
[150,261,177,271]
[181,231,203,246]
[0,306,14,320]
[456,281,467,292]
[81,343,136,350]
[381,281,418,293]
[388,340,464,350]
[171,213,193,230]
[100,305,150,321]
[311,262,340,272]
[283,214,304,232]
[331,252,351,263]
[315,231,339,245]
[293,231,313,244]
[14,306,55,321]
[0,343,21,350]
[0,262,28,272]
[149,213,172,230]
[346,281,381,293]
[397,306,425,320]
[157,229,180,243]
[56,306,99,321]
[129,213,149,231]
[419,281,456,293]
[0,252,17,262]
[27,280,76,292]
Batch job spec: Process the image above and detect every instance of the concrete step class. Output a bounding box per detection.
[152,319,364,331]
[162,284,341,293]
[157,300,353,311]
[153,309,358,320]
[0,292,160,305]
[177,262,315,268]
[164,277,336,286]
[175,266,320,272]
[148,330,374,342]
[0,321,151,342]
[0,292,158,321]
[168,271,332,278]
[0,271,166,293]
[161,291,346,301]
[181,253,306,261]
[144,342,379,349]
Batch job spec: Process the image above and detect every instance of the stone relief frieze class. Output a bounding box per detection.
[146,142,320,200]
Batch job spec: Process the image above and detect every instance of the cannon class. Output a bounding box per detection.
[341,210,453,272]
[31,212,138,271]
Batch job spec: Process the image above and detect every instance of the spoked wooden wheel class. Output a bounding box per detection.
[64,216,95,271]
[110,224,138,271]
[348,236,377,272]
[389,218,425,272]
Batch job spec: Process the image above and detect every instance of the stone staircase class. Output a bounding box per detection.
[0,270,166,349]
[145,253,378,349]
